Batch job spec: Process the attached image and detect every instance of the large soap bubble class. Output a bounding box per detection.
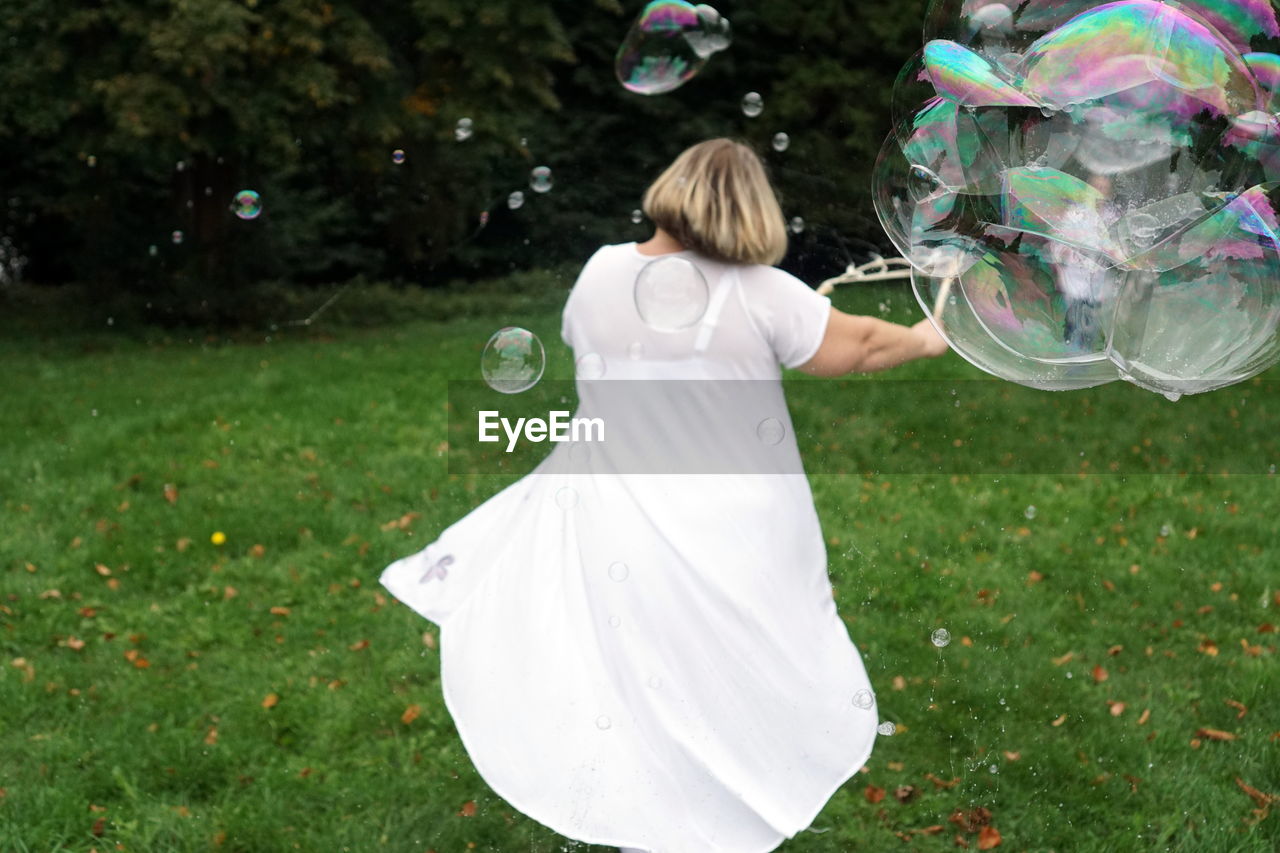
[616,2,732,95]
[875,0,1280,397]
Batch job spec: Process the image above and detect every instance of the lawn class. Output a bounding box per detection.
[1,274,1277,853]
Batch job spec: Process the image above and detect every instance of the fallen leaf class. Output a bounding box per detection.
[269,606,291,616]
[926,772,960,788]
[893,785,918,804]
[458,800,477,817]
[204,726,218,745]
[864,785,886,804]
[1051,714,1067,727]
[1137,708,1151,725]
[66,637,85,651]
[348,639,370,651]
[1108,701,1126,717]
[1196,727,1236,741]
[401,704,421,725]
[1092,665,1108,683]
[1226,699,1248,719]
[886,761,905,771]
[1027,570,1044,584]
[249,544,266,558]
[176,538,192,552]
[948,807,992,832]
[1052,651,1074,666]
[91,817,106,836]
[1107,645,1123,656]
[94,563,112,577]
[955,834,970,849]
[977,825,1002,849]
[163,484,179,504]
[1236,778,1279,808]
[422,631,437,650]
[892,675,907,691]
[261,693,279,709]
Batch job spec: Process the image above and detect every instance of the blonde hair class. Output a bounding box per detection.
[641,138,788,266]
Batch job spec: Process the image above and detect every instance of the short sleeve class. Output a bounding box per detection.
[739,266,832,369]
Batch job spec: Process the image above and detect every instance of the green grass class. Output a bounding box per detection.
[1,276,1277,853]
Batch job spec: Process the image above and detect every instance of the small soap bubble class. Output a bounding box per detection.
[989,764,999,774]
[628,342,645,360]
[789,216,805,235]
[631,208,644,225]
[877,721,896,737]
[555,487,579,510]
[608,562,630,582]
[530,166,553,194]
[87,155,97,168]
[772,132,790,152]
[635,256,709,331]
[1025,505,1037,520]
[231,190,262,220]
[609,615,622,628]
[931,628,951,648]
[576,352,606,379]
[481,327,545,394]
[176,160,186,172]
[852,689,875,709]
[391,149,406,165]
[148,245,158,257]
[595,714,612,730]
[171,230,184,245]
[741,92,763,117]
[455,117,473,142]
[508,190,525,211]
[1159,523,1172,537]
[757,418,785,445]
[479,211,490,227]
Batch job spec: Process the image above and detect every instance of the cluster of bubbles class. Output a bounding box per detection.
[874,0,1280,399]
[616,1,732,95]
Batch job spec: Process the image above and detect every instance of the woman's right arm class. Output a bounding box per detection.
[795,307,949,377]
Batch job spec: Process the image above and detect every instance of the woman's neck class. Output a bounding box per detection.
[636,228,686,256]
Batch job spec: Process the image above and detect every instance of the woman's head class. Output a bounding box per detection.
[642,138,787,266]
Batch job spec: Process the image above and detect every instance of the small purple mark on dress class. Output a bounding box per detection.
[419,555,454,584]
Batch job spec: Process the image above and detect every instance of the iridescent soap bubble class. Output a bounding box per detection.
[231,190,262,220]
[772,132,790,152]
[455,118,473,142]
[608,561,630,582]
[789,216,805,235]
[877,0,1280,398]
[508,191,525,210]
[931,628,951,648]
[530,166,553,194]
[616,2,732,95]
[741,91,763,117]
[631,209,645,224]
[481,327,545,394]
[635,256,710,331]
[171,230,184,245]
[391,149,406,165]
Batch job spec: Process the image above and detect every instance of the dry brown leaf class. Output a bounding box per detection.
[1107,645,1123,656]
[176,538,192,552]
[349,639,370,651]
[977,825,1002,849]
[892,675,907,691]
[1002,751,1021,761]
[886,761,905,771]
[925,772,959,789]
[1198,640,1219,657]
[204,726,219,745]
[458,800,477,817]
[94,563,112,577]
[1052,651,1074,666]
[1137,708,1151,725]
[1196,727,1236,741]
[163,484,179,505]
[249,544,266,558]
[1108,701,1126,717]
[955,834,970,849]
[1051,714,1067,726]
[1226,699,1248,719]
[1235,778,1279,808]
[948,807,992,832]
[66,637,85,651]
[422,631,437,650]
[91,817,106,836]
[261,693,279,709]
[1027,570,1044,584]
[269,606,291,616]
[864,784,885,804]
[401,704,421,725]
[893,785,918,804]
[1092,665,1109,683]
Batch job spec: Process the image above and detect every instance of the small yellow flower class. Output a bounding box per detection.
[211,531,227,546]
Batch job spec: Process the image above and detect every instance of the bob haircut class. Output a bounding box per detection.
[641,138,788,266]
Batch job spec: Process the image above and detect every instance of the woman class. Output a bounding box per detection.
[380,138,948,853]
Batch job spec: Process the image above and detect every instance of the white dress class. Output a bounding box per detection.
[380,243,880,853]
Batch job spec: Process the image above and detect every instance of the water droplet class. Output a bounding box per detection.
[741,92,763,117]
[757,417,785,445]
[931,628,951,648]
[608,562,630,582]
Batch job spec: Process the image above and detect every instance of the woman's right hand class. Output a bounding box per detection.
[911,318,950,358]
